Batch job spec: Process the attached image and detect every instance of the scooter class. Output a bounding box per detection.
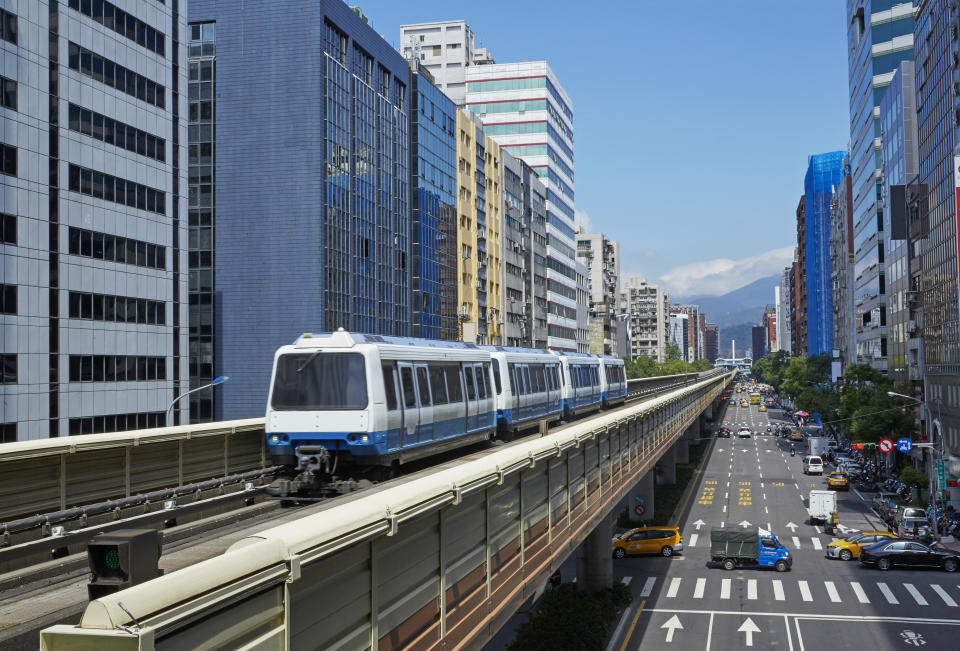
[790,448,796,457]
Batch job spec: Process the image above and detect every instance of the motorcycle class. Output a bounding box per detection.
[790,448,796,457]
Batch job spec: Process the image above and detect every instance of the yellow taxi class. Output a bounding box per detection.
[788,431,804,442]
[825,531,896,561]
[827,472,849,490]
[758,404,767,412]
[613,526,683,558]
[740,399,748,407]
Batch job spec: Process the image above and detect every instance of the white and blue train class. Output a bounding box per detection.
[265,330,627,484]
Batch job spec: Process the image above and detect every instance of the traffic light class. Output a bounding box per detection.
[850,443,864,450]
[939,490,951,501]
[863,443,877,450]
[87,529,162,600]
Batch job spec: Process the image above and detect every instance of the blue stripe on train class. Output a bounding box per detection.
[499,399,562,426]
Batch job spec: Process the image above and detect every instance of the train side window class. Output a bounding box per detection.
[429,365,448,404]
[401,367,417,408]
[475,366,487,399]
[465,366,476,400]
[483,364,492,397]
[417,367,432,406]
[547,366,555,390]
[551,366,559,390]
[521,366,530,395]
[492,359,502,394]
[591,367,599,386]
[534,365,545,392]
[513,365,523,395]
[445,366,463,402]
[382,364,398,410]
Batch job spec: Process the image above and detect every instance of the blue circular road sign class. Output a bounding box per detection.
[896,437,913,453]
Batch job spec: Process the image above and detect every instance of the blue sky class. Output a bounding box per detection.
[358,0,851,296]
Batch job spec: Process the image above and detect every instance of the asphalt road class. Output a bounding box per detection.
[606,397,960,651]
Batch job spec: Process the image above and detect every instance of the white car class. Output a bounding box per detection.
[737,428,752,438]
[802,456,824,475]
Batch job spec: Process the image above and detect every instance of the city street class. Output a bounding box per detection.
[607,399,960,650]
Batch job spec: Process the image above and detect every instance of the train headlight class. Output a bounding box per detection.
[270,435,280,444]
[360,434,369,443]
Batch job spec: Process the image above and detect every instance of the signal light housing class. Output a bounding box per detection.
[87,529,162,600]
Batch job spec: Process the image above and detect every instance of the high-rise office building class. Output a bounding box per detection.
[830,154,856,370]
[399,20,494,107]
[804,151,847,356]
[704,324,719,363]
[1,1,188,440]
[669,311,690,362]
[673,305,703,362]
[764,306,777,356]
[777,268,792,355]
[621,278,669,362]
[752,324,766,361]
[913,0,959,464]
[879,61,918,386]
[463,62,577,351]
[577,232,620,355]
[188,1,410,419]
[408,61,458,341]
[846,1,915,370]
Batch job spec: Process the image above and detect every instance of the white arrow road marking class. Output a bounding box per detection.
[850,581,869,603]
[693,577,706,599]
[738,617,761,647]
[747,579,757,600]
[661,614,683,643]
[739,520,751,527]
[666,577,681,598]
[798,580,813,602]
[640,577,656,597]
[792,536,801,549]
[693,519,706,530]
[622,576,632,586]
[688,533,698,547]
[720,578,731,599]
[931,584,957,607]
[772,579,785,601]
[811,537,822,550]
[785,522,798,532]
[877,582,898,604]
[904,583,928,605]
[825,581,841,602]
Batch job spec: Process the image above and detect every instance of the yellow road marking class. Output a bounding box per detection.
[619,598,647,651]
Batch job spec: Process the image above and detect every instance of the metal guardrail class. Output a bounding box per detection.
[0,419,267,522]
[39,371,733,651]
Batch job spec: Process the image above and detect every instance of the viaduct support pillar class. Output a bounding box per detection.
[577,513,613,592]
[627,468,655,524]
[674,426,690,464]
[657,444,676,485]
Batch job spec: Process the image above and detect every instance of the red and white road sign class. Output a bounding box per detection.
[879,438,894,454]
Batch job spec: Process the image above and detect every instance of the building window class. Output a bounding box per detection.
[68,355,166,383]
[68,42,165,109]
[68,411,164,435]
[0,354,16,384]
[67,164,166,215]
[68,104,166,162]
[0,213,14,245]
[0,75,15,111]
[67,0,165,56]
[0,9,16,45]
[0,422,15,442]
[0,284,15,314]
[0,143,15,176]
[67,227,165,270]
[68,291,165,325]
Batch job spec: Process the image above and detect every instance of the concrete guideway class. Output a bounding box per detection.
[608,399,960,651]
[39,373,733,650]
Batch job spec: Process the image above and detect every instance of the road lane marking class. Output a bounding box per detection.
[723,504,727,512]
[765,506,769,514]
[792,536,801,549]
[747,579,757,600]
[622,576,632,586]
[763,493,767,500]
[811,538,822,550]
[725,492,728,499]
[694,577,706,599]
[666,577,681,598]
[640,577,656,597]
[877,583,900,605]
[905,583,927,605]
[931,584,957,607]
[772,579,785,601]
[688,533,698,547]
[720,578,731,599]
[617,599,646,651]
[798,580,813,601]
[850,581,869,603]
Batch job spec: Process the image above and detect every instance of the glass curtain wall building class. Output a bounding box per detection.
[464,62,577,351]
[1,1,189,440]
[846,1,915,370]
[188,1,410,419]
[408,61,457,341]
[805,151,848,356]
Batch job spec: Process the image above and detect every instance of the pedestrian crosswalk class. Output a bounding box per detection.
[685,534,827,550]
[630,574,960,607]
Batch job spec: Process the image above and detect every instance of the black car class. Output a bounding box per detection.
[717,428,731,438]
[858,539,960,572]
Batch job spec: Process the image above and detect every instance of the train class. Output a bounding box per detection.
[264,329,628,494]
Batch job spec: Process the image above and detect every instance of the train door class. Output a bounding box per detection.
[415,364,433,443]
[398,363,420,446]
[464,363,479,432]
[509,364,520,418]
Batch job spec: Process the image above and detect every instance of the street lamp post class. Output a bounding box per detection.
[167,375,230,426]
[888,391,939,538]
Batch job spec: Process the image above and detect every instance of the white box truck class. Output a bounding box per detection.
[807,489,839,534]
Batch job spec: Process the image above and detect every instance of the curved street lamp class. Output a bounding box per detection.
[888,391,942,538]
[167,375,230,425]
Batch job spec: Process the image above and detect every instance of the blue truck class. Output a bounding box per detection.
[710,527,792,572]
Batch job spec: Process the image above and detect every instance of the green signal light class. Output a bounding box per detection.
[105,548,121,570]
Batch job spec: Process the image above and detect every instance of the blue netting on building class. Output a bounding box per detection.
[804,150,848,356]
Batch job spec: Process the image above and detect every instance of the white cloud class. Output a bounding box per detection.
[575,209,593,234]
[658,246,794,296]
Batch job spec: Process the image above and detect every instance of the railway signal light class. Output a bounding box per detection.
[87,529,162,600]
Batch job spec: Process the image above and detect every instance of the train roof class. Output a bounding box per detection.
[479,344,554,355]
[292,330,488,350]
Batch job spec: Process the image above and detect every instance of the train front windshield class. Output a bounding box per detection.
[271,352,368,410]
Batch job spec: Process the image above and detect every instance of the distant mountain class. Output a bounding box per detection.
[672,273,782,359]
